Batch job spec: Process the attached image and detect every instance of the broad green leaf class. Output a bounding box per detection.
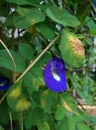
[4,12,15,27]
[38,121,50,130]
[56,118,68,130]
[86,17,96,35]
[13,7,45,29]
[5,0,42,6]
[37,21,55,40]
[0,99,10,124]
[0,49,26,73]
[77,122,91,130]
[7,81,31,112]
[60,93,81,116]
[19,43,35,60]
[24,108,44,129]
[76,1,91,22]
[68,117,76,130]
[0,4,10,16]
[59,30,85,67]
[40,90,57,113]
[76,76,94,105]
[55,105,65,120]
[23,67,45,95]
[46,6,80,27]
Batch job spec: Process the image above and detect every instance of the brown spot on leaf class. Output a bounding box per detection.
[70,37,85,57]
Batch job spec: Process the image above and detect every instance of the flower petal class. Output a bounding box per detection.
[0,77,10,91]
[44,58,68,92]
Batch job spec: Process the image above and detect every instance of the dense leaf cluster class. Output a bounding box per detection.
[0,0,96,130]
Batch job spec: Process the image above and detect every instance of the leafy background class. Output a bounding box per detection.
[0,0,96,130]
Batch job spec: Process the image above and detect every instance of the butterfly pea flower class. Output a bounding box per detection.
[44,58,68,92]
[0,76,10,91]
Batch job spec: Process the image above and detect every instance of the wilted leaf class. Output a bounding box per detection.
[59,30,85,67]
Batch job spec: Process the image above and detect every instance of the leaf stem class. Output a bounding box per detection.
[15,35,60,83]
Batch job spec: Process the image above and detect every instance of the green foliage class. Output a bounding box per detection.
[7,81,31,112]
[0,0,96,130]
[45,6,80,27]
[5,7,45,29]
[0,49,26,73]
[18,43,35,60]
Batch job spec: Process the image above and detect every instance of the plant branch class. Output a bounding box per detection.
[0,39,16,82]
[88,0,96,12]
[15,35,60,83]
[0,92,7,104]
[19,113,23,130]
[9,111,13,130]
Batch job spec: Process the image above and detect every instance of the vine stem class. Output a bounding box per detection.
[10,111,13,130]
[15,35,60,83]
[0,39,16,82]
[19,113,23,130]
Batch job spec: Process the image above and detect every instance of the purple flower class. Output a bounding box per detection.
[0,77,10,91]
[44,58,68,92]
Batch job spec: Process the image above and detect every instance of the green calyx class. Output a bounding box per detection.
[59,30,85,67]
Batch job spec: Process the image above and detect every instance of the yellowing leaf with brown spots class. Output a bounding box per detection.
[59,30,85,67]
[7,81,31,112]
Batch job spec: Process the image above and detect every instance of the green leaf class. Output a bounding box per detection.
[40,90,57,113]
[68,117,76,130]
[24,108,44,129]
[37,21,55,40]
[0,99,10,124]
[5,0,42,6]
[55,105,65,120]
[38,121,50,130]
[14,7,45,29]
[23,67,45,95]
[76,76,94,105]
[7,81,31,112]
[60,93,82,117]
[0,49,26,73]
[18,43,35,60]
[77,123,91,130]
[59,30,85,67]
[46,6,80,27]
[76,1,91,22]
[86,17,96,35]
[56,118,68,130]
